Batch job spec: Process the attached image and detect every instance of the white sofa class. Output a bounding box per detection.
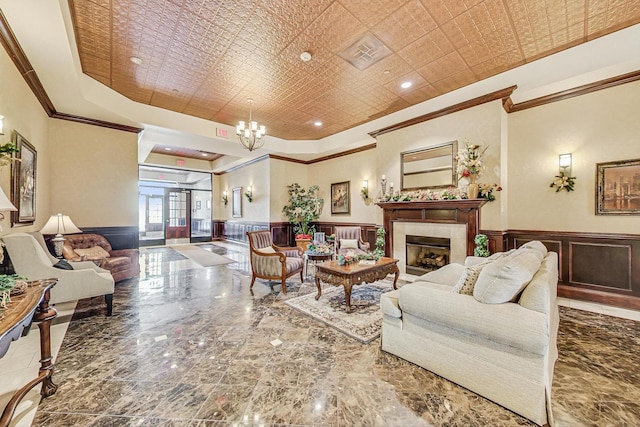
[380,241,559,426]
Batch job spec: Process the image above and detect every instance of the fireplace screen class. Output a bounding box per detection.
[406,235,450,275]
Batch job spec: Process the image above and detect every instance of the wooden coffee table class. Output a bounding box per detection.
[314,257,399,313]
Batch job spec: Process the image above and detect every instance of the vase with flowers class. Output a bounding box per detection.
[456,141,488,199]
[282,183,324,249]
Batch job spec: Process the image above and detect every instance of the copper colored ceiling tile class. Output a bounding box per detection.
[68,0,640,141]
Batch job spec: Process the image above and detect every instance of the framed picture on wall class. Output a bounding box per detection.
[11,131,37,226]
[232,187,242,218]
[596,158,640,215]
[331,181,350,214]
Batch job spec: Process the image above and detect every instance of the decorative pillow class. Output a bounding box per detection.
[53,260,74,270]
[73,246,110,261]
[340,239,358,249]
[473,251,543,304]
[257,246,276,254]
[452,261,491,295]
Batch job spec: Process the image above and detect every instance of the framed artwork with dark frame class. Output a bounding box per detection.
[596,158,640,215]
[11,131,37,226]
[331,181,350,214]
[232,187,242,218]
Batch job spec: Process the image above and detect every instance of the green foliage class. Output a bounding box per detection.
[373,227,386,258]
[474,234,490,257]
[282,183,324,236]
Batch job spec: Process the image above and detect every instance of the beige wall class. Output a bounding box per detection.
[218,157,270,222]
[48,120,138,227]
[0,42,51,232]
[375,101,505,230]
[269,158,308,222]
[307,148,378,225]
[507,80,640,233]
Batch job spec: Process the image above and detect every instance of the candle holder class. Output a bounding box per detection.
[380,176,387,197]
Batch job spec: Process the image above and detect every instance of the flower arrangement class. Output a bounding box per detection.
[295,233,312,240]
[0,274,28,312]
[377,187,466,203]
[307,241,332,254]
[282,183,324,236]
[337,252,381,266]
[456,141,488,180]
[479,183,502,201]
[550,172,576,192]
[0,142,18,167]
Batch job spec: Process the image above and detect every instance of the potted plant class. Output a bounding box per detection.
[282,183,324,250]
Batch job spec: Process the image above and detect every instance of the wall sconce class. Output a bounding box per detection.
[360,180,369,201]
[222,190,228,205]
[550,153,576,192]
[245,185,253,202]
[0,115,4,135]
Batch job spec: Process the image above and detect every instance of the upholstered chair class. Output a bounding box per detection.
[62,233,139,282]
[334,226,370,257]
[247,230,304,294]
[2,232,115,315]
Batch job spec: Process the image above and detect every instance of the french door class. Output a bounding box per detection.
[165,189,190,240]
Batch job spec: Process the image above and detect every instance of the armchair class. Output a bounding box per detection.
[62,233,139,282]
[2,232,115,315]
[334,226,370,256]
[247,230,304,294]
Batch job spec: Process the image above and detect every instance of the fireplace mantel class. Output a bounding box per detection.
[376,200,487,257]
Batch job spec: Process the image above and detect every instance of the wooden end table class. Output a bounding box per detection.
[314,257,399,313]
[304,251,333,279]
[0,279,58,427]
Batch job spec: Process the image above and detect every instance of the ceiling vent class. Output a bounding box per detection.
[339,32,392,71]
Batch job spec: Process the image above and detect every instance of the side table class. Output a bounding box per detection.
[304,252,333,279]
[0,279,58,427]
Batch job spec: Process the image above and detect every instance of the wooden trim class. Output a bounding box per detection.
[51,112,142,133]
[368,86,517,138]
[506,69,640,113]
[78,225,139,250]
[0,11,142,134]
[218,144,378,174]
[558,283,640,311]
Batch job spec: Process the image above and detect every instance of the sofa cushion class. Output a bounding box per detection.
[74,245,110,260]
[257,246,276,254]
[340,239,358,249]
[519,241,547,258]
[452,261,491,295]
[418,263,465,287]
[473,251,542,304]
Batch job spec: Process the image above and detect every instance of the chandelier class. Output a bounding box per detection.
[236,98,266,151]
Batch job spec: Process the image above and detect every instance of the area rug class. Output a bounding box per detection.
[283,278,396,344]
[170,244,236,266]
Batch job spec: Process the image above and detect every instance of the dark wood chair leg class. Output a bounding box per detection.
[105,294,113,316]
[250,275,256,289]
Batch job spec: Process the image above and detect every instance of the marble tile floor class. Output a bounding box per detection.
[1,242,639,426]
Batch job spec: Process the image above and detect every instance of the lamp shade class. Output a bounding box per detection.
[0,186,17,212]
[40,213,82,235]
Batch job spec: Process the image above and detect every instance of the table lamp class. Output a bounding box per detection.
[0,185,17,221]
[40,213,82,257]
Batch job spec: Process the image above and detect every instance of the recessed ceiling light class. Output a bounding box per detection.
[201,152,208,156]
[130,56,143,65]
[314,121,323,127]
[400,81,412,89]
[300,51,312,62]
[164,147,172,151]
[383,70,390,75]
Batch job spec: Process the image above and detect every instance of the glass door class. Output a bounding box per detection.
[165,189,190,241]
[190,190,212,243]
[139,187,166,246]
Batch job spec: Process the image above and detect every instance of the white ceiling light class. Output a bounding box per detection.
[300,51,312,62]
[236,98,266,152]
[400,81,412,89]
[130,56,143,65]
[314,121,322,127]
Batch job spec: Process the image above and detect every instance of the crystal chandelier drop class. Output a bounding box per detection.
[236,98,266,151]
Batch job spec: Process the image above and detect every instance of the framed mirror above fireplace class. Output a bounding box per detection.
[401,141,458,191]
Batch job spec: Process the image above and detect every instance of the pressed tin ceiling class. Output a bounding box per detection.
[69,0,640,141]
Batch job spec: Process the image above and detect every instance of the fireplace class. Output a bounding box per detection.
[406,235,450,275]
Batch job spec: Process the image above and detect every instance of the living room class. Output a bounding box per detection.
[1,1,640,426]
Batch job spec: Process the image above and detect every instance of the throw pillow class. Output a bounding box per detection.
[53,260,74,270]
[473,251,543,304]
[74,245,110,261]
[340,239,358,249]
[452,261,491,295]
[257,246,276,254]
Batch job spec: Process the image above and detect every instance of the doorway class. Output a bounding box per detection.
[138,166,213,247]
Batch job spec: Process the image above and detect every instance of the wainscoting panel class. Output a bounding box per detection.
[508,230,640,310]
[81,226,139,250]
